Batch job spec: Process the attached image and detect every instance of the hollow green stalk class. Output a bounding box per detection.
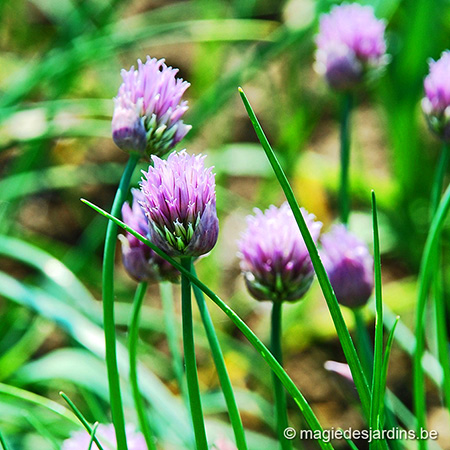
[339,93,353,225]
[101,152,139,450]
[192,266,248,450]
[59,391,105,450]
[160,281,186,399]
[237,88,370,419]
[271,301,292,450]
[81,199,334,450]
[128,281,157,450]
[370,191,384,450]
[430,143,450,414]
[414,182,450,450]
[0,429,9,450]
[181,258,208,450]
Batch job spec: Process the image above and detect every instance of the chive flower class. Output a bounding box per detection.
[422,51,450,141]
[321,225,374,308]
[139,150,219,258]
[62,424,146,450]
[119,189,178,282]
[237,203,322,302]
[315,4,388,90]
[112,56,191,157]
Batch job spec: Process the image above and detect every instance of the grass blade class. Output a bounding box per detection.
[370,191,385,450]
[88,422,100,450]
[0,430,9,450]
[237,87,370,419]
[59,391,105,450]
[80,198,334,450]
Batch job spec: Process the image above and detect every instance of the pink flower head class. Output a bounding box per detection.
[422,51,450,141]
[139,150,219,258]
[120,189,178,282]
[112,56,191,157]
[238,203,322,302]
[315,4,387,90]
[62,424,146,450]
[321,225,373,308]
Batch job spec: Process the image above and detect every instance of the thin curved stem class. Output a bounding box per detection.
[271,301,292,450]
[339,93,353,225]
[0,429,9,450]
[430,144,450,415]
[414,182,450,450]
[128,282,157,450]
[101,152,139,450]
[238,88,370,419]
[192,266,248,450]
[160,281,186,400]
[81,199,334,450]
[181,258,208,450]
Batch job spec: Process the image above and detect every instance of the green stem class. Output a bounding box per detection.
[271,301,292,450]
[238,88,370,419]
[0,430,9,450]
[82,198,335,450]
[430,144,450,415]
[181,258,208,450]
[59,391,105,450]
[353,310,373,382]
[128,282,157,450]
[339,93,353,225]
[160,281,186,401]
[101,152,139,450]
[192,266,248,450]
[414,182,450,450]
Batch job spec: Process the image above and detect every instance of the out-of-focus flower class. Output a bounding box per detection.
[120,189,178,282]
[422,51,450,141]
[112,56,191,157]
[315,3,388,90]
[237,203,322,302]
[321,225,373,308]
[212,436,238,450]
[62,424,146,450]
[139,150,219,258]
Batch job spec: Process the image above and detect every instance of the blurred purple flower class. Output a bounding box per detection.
[62,424,146,450]
[422,51,450,141]
[139,150,219,258]
[238,203,322,302]
[120,189,178,282]
[112,56,191,157]
[321,225,373,308]
[315,3,388,90]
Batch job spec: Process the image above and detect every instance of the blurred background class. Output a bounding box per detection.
[1,0,450,448]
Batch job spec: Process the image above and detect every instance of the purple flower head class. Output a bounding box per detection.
[112,56,191,157]
[62,424,146,450]
[238,203,322,302]
[139,150,219,258]
[120,189,178,282]
[315,4,388,90]
[422,51,450,141]
[321,225,374,308]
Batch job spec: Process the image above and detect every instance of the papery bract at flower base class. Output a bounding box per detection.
[120,189,178,282]
[139,150,219,258]
[112,56,191,157]
[422,51,450,141]
[62,424,146,450]
[321,224,374,308]
[238,203,322,302]
[315,3,388,90]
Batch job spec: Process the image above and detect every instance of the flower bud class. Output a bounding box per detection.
[321,225,374,308]
[238,203,322,302]
[315,4,388,91]
[139,150,219,258]
[113,56,191,157]
[422,51,450,142]
[120,189,178,283]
